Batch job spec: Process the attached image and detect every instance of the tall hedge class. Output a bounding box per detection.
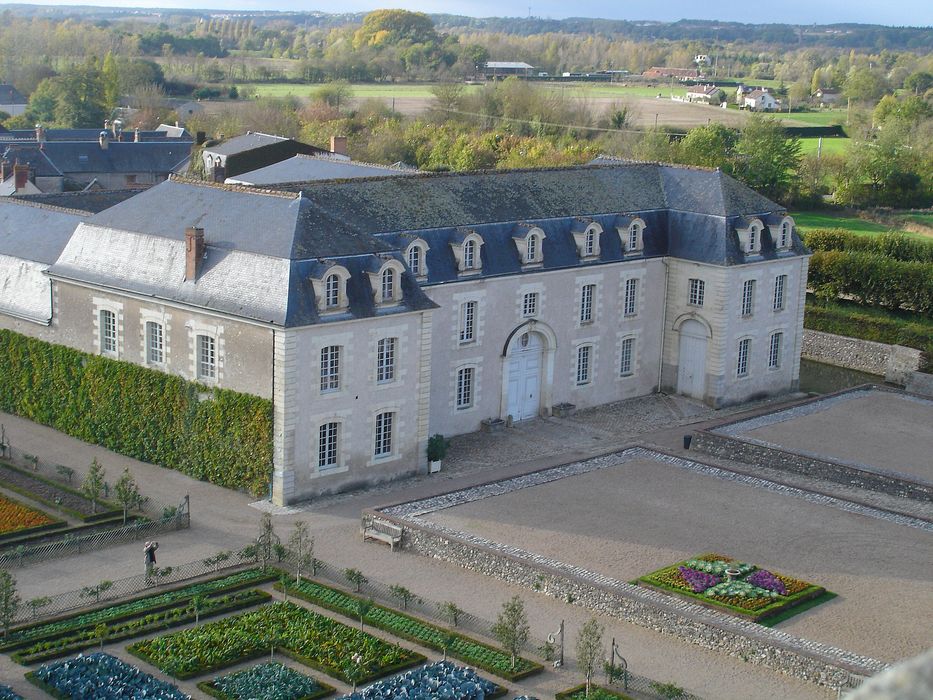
[0,329,273,496]
[802,228,933,263]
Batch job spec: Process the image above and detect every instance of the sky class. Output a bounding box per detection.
[10,1,933,27]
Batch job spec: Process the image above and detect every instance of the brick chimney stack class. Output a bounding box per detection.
[13,161,29,192]
[99,131,109,150]
[35,124,46,148]
[0,159,9,182]
[185,226,206,281]
[330,135,348,157]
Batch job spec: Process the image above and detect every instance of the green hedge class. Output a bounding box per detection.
[807,250,933,316]
[802,228,933,263]
[0,330,273,496]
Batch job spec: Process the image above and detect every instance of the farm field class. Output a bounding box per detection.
[798,136,849,156]
[791,210,933,241]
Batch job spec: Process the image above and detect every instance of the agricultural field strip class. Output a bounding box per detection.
[277,576,542,680]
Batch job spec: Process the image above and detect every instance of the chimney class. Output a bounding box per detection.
[0,159,9,182]
[35,124,46,147]
[185,226,206,281]
[13,161,29,192]
[330,135,348,157]
[196,130,206,145]
[99,131,109,150]
[134,127,140,143]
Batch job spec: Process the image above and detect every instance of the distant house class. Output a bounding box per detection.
[742,89,780,112]
[0,84,27,116]
[225,154,419,186]
[814,89,841,107]
[483,62,535,79]
[643,67,701,80]
[174,101,205,123]
[200,132,331,181]
[685,85,724,104]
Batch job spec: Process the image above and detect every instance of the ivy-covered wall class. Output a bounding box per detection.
[0,329,273,496]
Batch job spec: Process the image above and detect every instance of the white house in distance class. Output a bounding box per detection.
[685,85,724,104]
[1,161,809,505]
[740,88,780,112]
[0,84,27,116]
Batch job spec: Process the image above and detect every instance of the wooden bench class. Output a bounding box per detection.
[360,516,403,551]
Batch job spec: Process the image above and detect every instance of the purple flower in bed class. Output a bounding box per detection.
[746,569,787,595]
[678,566,720,593]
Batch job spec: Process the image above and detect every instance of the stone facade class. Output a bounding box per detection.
[801,329,922,385]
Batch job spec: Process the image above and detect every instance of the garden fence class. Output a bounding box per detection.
[0,440,191,569]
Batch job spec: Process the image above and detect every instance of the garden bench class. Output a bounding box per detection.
[361,516,403,551]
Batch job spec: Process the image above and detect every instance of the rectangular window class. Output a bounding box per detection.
[318,422,338,469]
[688,278,705,307]
[320,345,340,392]
[741,280,756,317]
[620,337,635,376]
[100,309,116,355]
[459,301,476,343]
[580,284,595,323]
[576,345,592,385]
[522,292,538,318]
[737,338,750,377]
[769,332,783,369]
[374,411,393,457]
[408,246,422,276]
[624,279,638,316]
[628,224,639,251]
[376,338,396,383]
[146,321,163,364]
[456,367,474,409]
[773,275,787,311]
[197,334,215,380]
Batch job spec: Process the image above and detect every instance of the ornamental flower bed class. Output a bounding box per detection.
[0,460,121,522]
[638,553,832,623]
[278,577,542,681]
[1,568,276,654]
[25,652,189,699]
[0,494,57,537]
[198,662,334,700]
[338,661,502,700]
[128,601,426,682]
[0,685,23,700]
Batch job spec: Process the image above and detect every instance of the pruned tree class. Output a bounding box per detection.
[27,596,51,620]
[0,569,20,638]
[576,618,604,697]
[344,568,367,593]
[357,598,373,631]
[256,513,279,572]
[114,468,143,524]
[288,521,313,584]
[438,600,463,628]
[491,596,529,671]
[389,584,416,610]
[81,459,106,514]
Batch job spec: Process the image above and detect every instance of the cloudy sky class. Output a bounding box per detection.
[16,1,933,27]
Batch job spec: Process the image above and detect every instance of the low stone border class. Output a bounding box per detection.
[802,329,922,385]
[696,386,933,503]
[372,447,894,690]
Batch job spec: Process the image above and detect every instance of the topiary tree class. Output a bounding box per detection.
[81,459,106,514]
[0,569,20,638]
[491,596,529,671]
[576,618,604,697]
[114,468,143,524]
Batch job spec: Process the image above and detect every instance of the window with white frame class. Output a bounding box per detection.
[620,337,635,376]
[688,278,705,307]
[318,422,339,470]
[628,223,640,251]
[320,345,340,392]
[145,321,163,364]
[522,292,538,317]
[769,332,783,369]
[773,275,787,311]
[463,239,477,269]
[99,309,117,355]
[748,225,760,254]
[584,229,596,256]
[196,334,216,380]
[407,245,424,276]
[324,274,340,309]
[456,367,474,409]
[779,221,790,248]
[376,337,396,383]
[624,278,638,316]
[576,345,592,384]
[381,268,395,302]
[737,338,751,377]
[374,411,394,457]
[459,301,476,343]
[526,233,539,263]
[741,280,756,316]
[580,284,595,323]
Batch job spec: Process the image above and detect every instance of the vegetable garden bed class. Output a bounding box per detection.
[276,576,543,681]
[26,652,188,699]
[0,460,121,522]
[197,662,335,700]
[0,492,62,539]
[637,553,833,623]
[128,601,426,682]
[1,568,276,655]
[336,661,505,700]
[555,683,635,699]
[0,685,23,700]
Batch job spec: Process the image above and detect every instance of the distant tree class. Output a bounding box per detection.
[576,618,604,697]
[732,115,801,201]
[0,569,19,638]
[491,596,529,671]
[353,9,438,50]
[102,51,120,112]
[903,71,933,95]
[81,459,106,514]
[431,82,465,116]
[438,600,463,627]
[679,123,737,170]
[313,80,352,109]
[55,59,107,127]
[843,67,888,103]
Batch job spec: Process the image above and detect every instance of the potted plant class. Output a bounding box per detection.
[427,434,450,473]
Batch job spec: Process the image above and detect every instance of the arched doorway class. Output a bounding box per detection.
[677,319,709,399]
[506,331,544,421]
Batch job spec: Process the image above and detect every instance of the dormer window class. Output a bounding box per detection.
[779,222,790,248]
[464,239,477,269]
[748,225,760,253]
[312,265,350,314]
[739,220,764,255]
[572,221,602,260]
[584,230,596,256]
[452,232,484,275]
[514,227,545,267]
[405,239,429,278]
[324,274,340,309]
[622,218,645,254]
[381,268,395,302]
[527,233,539,263]
[368,258,405,306]
[769,217,794,250]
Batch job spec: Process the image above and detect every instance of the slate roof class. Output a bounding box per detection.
[204,132,293,157]
[226,155,419,186]
[0,198,86,264]
[13,188,147,214]
[0,145,63,177]
[0,128,192,142]
[0,84,27,105]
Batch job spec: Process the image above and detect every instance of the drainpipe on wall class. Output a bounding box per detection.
[657,258,670,394]
[269,327,276,504]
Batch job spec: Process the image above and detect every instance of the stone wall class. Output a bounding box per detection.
[905,371,933,398]
[690,431,932,502]
[373,510,885,689]
[801,329,921,385]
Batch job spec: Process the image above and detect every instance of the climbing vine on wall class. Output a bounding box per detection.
[0,330,273,496]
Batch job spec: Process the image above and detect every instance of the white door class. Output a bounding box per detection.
[507,332,543,421]
[677,320,708,400]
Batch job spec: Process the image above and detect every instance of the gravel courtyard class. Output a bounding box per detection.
[429,454,933,663]
[731,390,933,482]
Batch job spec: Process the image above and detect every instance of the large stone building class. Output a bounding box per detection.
[0,162,809,504]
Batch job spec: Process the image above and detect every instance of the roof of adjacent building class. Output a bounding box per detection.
[46,162,804,328]
[485,62,534,69]
[225,155,419,186]
[0,198,88,264]
[13,188,148,214]
[0,84,27,105]
[0,128,192,142]
[204,132,303,157]
[2,141,190,176]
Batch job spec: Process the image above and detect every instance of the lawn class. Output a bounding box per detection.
[792,211,894,235]
[798,137,849,156]
[782,109,848,126]
[239,82,480,99]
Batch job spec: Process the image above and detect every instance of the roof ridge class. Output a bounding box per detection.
[1,197,89,217]
[292,153,413,171]
[167,174,299,199]
[593,155,720,173]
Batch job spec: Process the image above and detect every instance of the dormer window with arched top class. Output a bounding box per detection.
[368,258,405,306]
[311,264,351,315]
[620,218,645,254]
[768,216,794,251]
[527,233,539,262]
[451,232,484,275]
[464,239,477,268]
[381,268,395,302]
[513,226,546,267]
[405,239,429,279]
[572,221,602,261]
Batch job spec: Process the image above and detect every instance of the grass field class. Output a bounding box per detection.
[792,210,932,241]
[239,82,478,99]
[798,137,850,156]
